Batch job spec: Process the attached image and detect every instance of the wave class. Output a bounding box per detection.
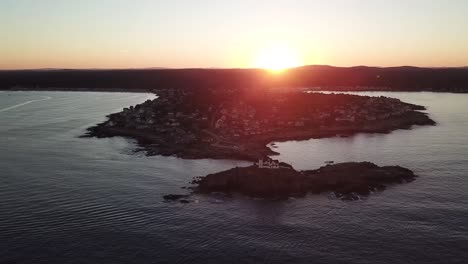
[0,96,52,113]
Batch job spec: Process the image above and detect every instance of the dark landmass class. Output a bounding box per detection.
[84,89,435,161]
[1,65,468,93]
[166,161,417,201]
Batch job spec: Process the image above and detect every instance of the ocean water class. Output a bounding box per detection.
[0,91,467,264]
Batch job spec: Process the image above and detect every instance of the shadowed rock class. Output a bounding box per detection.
[193,162,417,200]
[163,194,190,201]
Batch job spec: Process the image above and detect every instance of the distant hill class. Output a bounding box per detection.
[1,65,468,93]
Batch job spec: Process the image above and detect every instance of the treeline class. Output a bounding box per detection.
[1,66,467,92]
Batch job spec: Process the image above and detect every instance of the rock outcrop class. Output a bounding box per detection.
[191,162,417,200]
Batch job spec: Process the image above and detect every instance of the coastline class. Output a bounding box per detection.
[3,89,435,162]
[1,87,152,93]
[84,93,436,162]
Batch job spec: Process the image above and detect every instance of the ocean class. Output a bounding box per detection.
[0,91,467,264]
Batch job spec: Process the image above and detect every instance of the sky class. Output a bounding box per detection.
[1,0,468,69]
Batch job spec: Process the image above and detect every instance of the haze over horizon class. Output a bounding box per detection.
[2,0,468,70]
[3,64,468,72]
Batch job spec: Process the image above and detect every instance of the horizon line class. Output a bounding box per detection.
[2,64,468,71]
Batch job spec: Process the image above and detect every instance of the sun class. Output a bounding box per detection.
[254,44,301,73]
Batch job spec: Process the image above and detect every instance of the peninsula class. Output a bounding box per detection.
[85,88,435,161]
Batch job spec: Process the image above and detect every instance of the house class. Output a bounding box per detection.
[335,115,355,122]
[256,159,280,169]
[295,121,305,127]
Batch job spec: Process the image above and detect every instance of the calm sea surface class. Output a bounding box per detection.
[0,91,467,264]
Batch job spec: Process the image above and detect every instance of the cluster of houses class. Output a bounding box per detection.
[211,95,413,140]
[256,159,281,169]
[104,89,209,146]
[330,97,412,123]
[102,88,415,150]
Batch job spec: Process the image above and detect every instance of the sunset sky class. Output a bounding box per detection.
[1,0,468,69]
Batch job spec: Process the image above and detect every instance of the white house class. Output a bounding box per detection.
[256,159,280,169]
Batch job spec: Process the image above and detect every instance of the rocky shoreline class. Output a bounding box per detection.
[165,162,417,202]
[86,111,435,161]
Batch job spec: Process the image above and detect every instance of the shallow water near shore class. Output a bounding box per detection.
[1,91,467,264]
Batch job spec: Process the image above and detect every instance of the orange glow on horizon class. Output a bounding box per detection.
[253,44,302,73]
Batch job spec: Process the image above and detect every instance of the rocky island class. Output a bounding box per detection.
[84,88,435,161]
[165,161,417,201]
